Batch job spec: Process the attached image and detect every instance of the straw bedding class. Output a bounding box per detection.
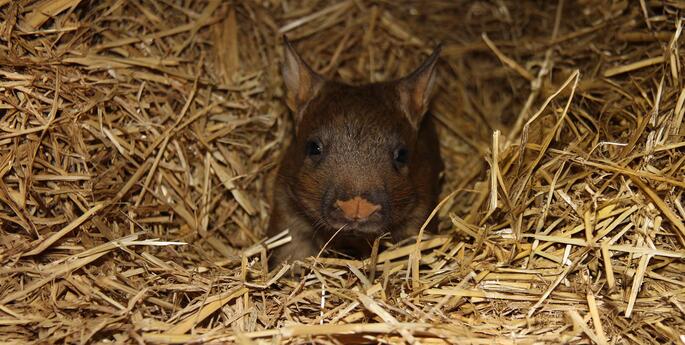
[1,0,684,344]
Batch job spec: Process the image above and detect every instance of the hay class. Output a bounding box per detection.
[1,0,684,343]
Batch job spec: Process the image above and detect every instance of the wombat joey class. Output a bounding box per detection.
[267,37,444,271]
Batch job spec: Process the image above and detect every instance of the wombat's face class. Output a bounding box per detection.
[280,38,440,237]
[288,85,417,236]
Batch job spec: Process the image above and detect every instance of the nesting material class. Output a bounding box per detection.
[1,1,684,344]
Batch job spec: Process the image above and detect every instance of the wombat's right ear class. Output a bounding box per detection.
[282,36,324,116]
[397,44,442,129]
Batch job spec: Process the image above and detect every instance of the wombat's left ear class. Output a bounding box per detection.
[282,36,324,117]
[397,44,442,128]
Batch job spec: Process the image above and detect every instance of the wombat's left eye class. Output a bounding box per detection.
[393,147,409,166]
[305,140,322,157]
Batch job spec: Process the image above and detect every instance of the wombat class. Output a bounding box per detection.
[267,37,443,270]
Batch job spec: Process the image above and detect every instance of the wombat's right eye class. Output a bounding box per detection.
[305,140,322,157]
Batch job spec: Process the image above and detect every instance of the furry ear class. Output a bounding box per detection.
[282,36,324,117]
[397,44,442,129]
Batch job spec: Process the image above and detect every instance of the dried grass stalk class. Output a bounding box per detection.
[0,1,684,344]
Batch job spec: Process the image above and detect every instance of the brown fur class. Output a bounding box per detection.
[268,39,444,269]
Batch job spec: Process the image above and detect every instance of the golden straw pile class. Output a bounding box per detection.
[1,0,684,343]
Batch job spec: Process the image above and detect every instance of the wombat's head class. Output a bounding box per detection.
[280,38,441,237]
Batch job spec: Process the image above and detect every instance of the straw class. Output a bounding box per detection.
[1,1,684,343]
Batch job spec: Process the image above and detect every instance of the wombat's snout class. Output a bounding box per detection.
[336,196,381,220]
[328,191,386,229]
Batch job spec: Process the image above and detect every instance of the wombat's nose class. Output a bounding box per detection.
[335,196,381,221]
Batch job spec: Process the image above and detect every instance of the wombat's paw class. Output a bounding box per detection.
[269,258,310,280]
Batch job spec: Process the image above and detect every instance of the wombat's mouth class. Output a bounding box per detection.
[326,219,385,236]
